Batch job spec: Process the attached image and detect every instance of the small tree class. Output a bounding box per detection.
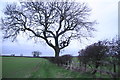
[32,51,41,57]
[78,40,109,74]
[88,41,108,74]
[78,49,90,71]
[108,37,120,77]
[116,38,120,77]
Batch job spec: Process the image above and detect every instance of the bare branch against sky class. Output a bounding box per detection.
[0,0,118,56]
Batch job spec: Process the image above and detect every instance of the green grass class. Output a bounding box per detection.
[2,56,93,78]
[0,56,2,79]
[2,57,43,78]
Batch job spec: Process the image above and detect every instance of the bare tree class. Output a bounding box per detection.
[116,38,120,77]
[1,1,95,57]
[109,37,120,77]
[78,49,89,71]
[78,41,108,74]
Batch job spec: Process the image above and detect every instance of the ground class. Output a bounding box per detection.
[2,56,93,78]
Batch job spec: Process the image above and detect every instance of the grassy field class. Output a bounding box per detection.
[2,56,93,78]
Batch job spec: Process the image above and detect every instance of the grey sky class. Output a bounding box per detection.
[0,0,118,56]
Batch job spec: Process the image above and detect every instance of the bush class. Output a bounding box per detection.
[51,54,73,66]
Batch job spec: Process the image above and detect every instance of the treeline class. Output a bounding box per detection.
[48,37,120,78]
[78,38,120,78]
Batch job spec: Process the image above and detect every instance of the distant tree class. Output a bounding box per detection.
[11,54,15,56]
[20,54,23,56]
[32,51,41,57]
[1,1,95,57]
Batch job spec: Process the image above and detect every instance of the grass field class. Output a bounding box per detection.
[2,56,93,78]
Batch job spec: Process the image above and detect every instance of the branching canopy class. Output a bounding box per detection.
[1,1,95,57]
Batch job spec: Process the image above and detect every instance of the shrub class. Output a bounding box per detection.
[52,54,73,66]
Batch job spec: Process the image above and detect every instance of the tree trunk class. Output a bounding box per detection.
[117,62,120,78]
[54,36,60,58]
[113,63,116,73]
[54,47,60,58]
[92,62,100,75]
[85,63,87,72]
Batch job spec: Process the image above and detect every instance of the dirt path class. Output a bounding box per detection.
[27,62,41,78]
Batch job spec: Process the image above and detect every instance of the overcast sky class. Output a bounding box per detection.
[0,0,119,56]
